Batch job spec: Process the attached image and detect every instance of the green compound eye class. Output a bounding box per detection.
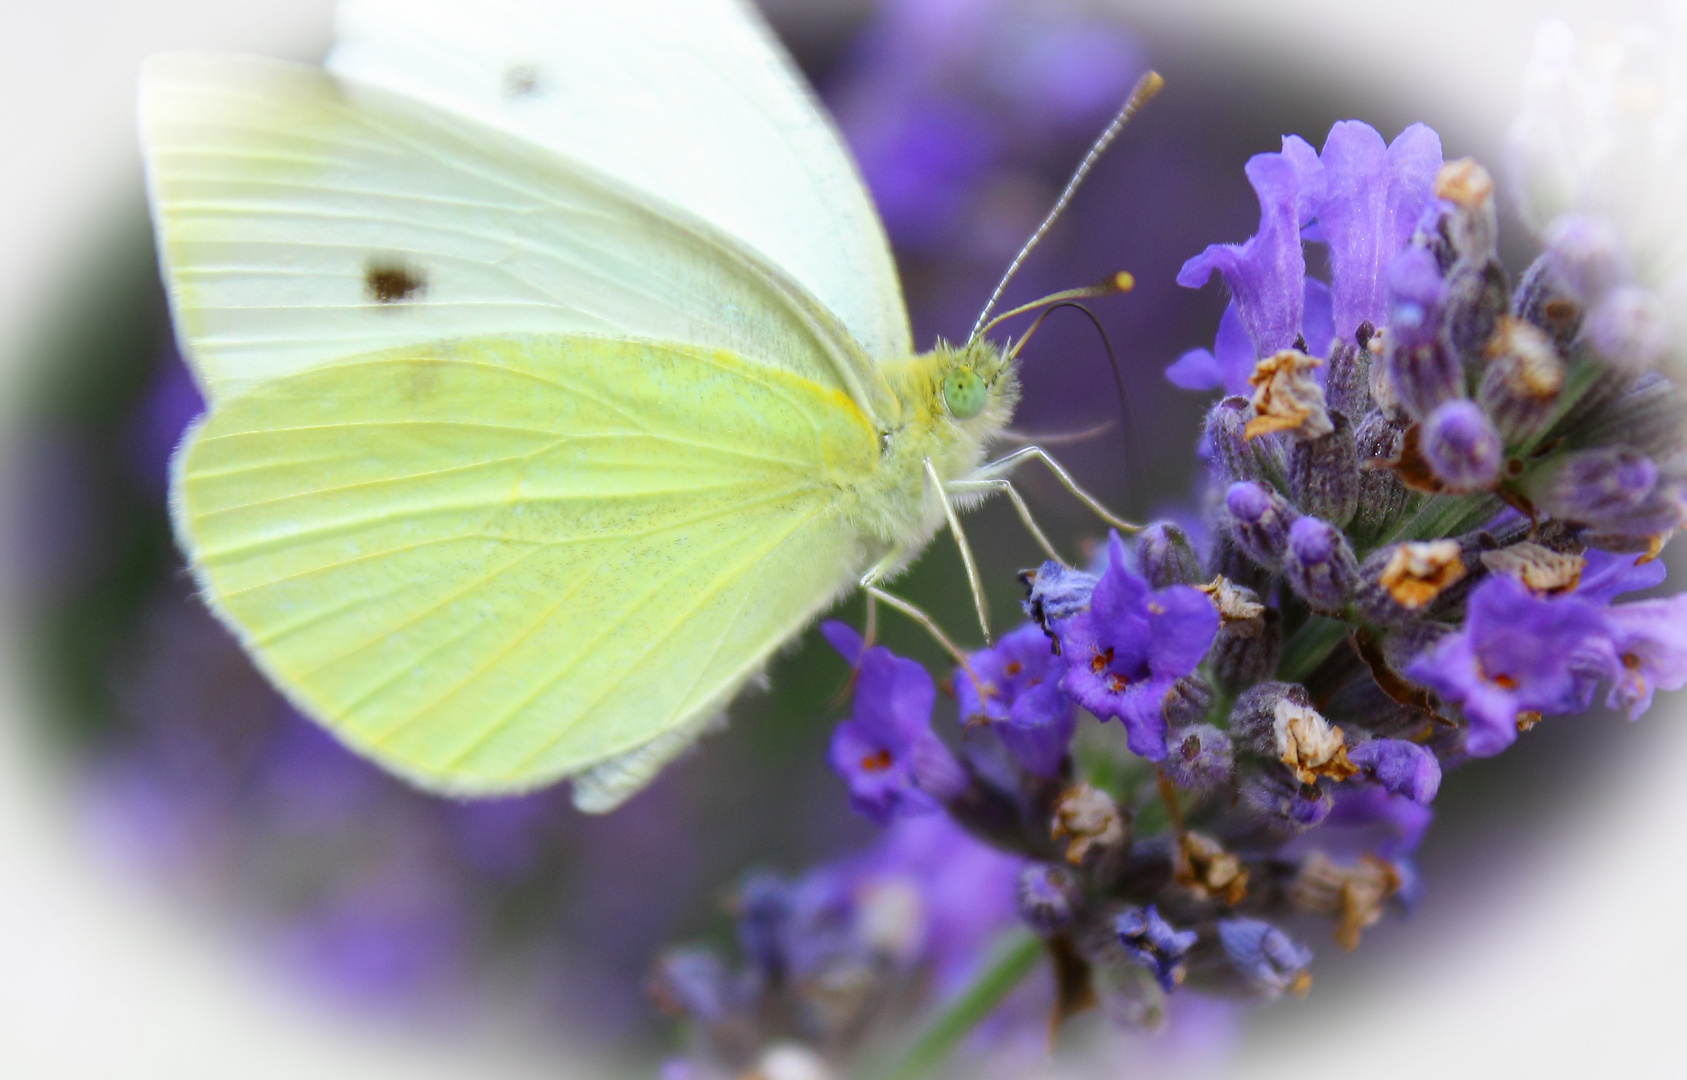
[942,368,988,420]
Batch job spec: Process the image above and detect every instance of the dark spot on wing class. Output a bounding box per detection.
[364,260,427,305]
[502,64,542,100]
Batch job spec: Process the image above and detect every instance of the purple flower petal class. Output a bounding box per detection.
[1316,121,1443,342]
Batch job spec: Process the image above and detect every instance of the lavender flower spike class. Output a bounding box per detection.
[1052,534,1220,761]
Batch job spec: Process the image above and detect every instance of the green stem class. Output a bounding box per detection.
[865,929,1043,1080]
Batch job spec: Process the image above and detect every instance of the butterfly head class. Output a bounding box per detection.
[929,337,1018,432]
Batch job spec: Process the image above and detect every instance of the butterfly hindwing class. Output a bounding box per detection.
[174,335,880,797]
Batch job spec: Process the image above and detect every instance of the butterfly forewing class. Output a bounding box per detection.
[175,335,880,794]
[141,53,884,415]
[328,0,912,363]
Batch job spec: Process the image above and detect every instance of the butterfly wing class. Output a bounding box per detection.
[174,335,880,801]
[140,52,890,418]
[327,0,912,365]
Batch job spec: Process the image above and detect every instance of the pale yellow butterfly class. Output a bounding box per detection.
[144,0,1148,811]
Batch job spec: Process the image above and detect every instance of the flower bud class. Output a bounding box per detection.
[1420,399,1502,491]
[1229,681,1356,782]
[1016,863,1078,935]
[1536,447,1687,544]
[1019,560,1098,634]
[1162,724,1234,790]
[1351,410,1414,539]
[1347,739,1441,804]
[1051,783,1128,866]
[1433,158,1499,264]
[1478,316,1563,444]
[1137,521,1203,588]
[1215,918,1313,1000]
[1322,339,1372,423]
[1210,603,1281,694]
[1283,515,1360,613]
[1161,675,1215,730]
[1586,285,1669,370]
[1512,250,1584,350]
[1288,411,1359,527]
[1236,765,1333,841]
[1206,396,1280,485]
[1356,540,1466,625]
[1116,905,1198,992]
[1384,248,1462,419]
[1440,259,1509,366]
[1224,481,1299,569]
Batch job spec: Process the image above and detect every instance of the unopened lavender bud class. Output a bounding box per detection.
[735,873,793,980]
[1237,765,1333,839]
[1347,739,1442,804]
[1211,604,1281,694]
[1052,783,1128,866]
[1478,316,1564,444]
[1020,560,1098,634]
[1288,411,1359,527]
[1434,158,1499,264]
[1016,863,1078,935]
[1208,530,1270,595]
[1357,540,1466,625]
[1224,481,1298,569]
[1385,248,1461,419]
[1512,250,1584,350]
[1440,259,1509,365]
[650,947,735,1024]
[1283,516,1359,613]
[1586,285,1669,370]
[1162,675,1215,730]
[1536,447,1687,543]
[1163,724,1234,791]
[1543,214,1627,304]
[1420,399,1502,491]
[1206,396,1278,484]
[1138,521,1203,588]
[1352,410,1413,538]
[1230,681,1355,782]
[1322,340,1372,422]
[1116,905,1198,992]
[1216,918,1313,1000]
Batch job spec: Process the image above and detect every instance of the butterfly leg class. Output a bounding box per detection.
[972,445,1141,533]
[944,477,1066,566]
[923,458,992,646]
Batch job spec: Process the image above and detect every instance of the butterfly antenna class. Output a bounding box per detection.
[1012,301,1143,507]
[968,70,1164,343]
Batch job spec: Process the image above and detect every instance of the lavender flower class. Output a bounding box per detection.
[1404,575,1612,756]
[824,623,967,824]
[1050,533,1219,761]
[1216,919,1313,999]
[954,623,1076,778]
[1116,905,1199,992]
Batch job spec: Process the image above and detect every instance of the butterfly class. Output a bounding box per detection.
[143,0,1151,811]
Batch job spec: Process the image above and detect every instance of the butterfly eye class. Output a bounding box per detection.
[942,369,988,420]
